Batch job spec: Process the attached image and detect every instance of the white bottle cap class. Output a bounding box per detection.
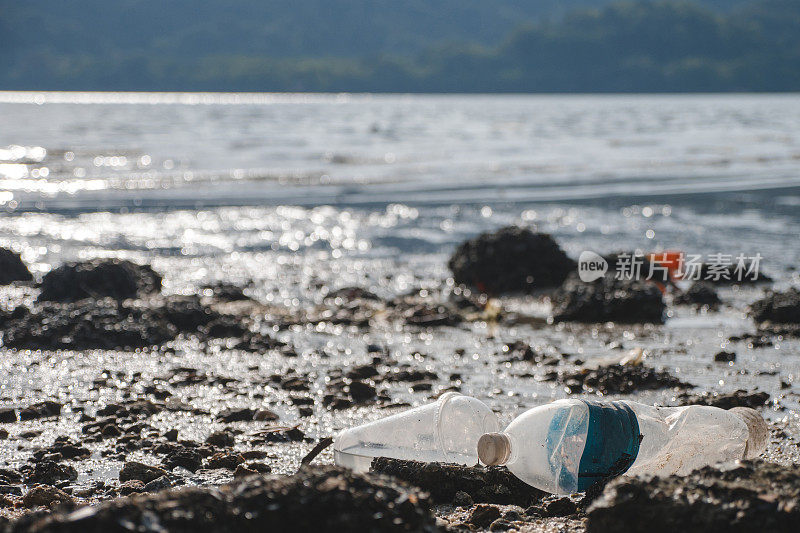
[730,407,769,459]
[477,432,511,465]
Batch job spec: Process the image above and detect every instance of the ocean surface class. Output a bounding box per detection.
[1,92,799,287]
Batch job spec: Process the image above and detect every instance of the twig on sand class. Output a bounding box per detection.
[301,437,334,465]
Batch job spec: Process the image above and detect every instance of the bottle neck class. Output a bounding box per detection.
[477,432,511,465]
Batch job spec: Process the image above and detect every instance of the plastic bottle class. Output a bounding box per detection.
[334,392,499,472]
[477,398,768,494]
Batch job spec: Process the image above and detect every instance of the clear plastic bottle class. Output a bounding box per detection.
[477,398,768,494]
[334,392,500,472]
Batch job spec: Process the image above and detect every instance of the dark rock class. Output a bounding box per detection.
[233,463,259,478]
[206,452,244,470]
[38,259,161,302]
[556,364,692,394]
[347,365,380,380]
[101,424,121,438]
[502,341,539,362]
[0,469,23,485]
[371,458,546,507]
[489,519,513,531]
[157,295,218,333]
[118,480,144,495]
[19,401,61,421]
[216,407,255,423]
[206,430,235,447]
[163,449,203,473]
[750,289,800,326]
[673,389,769,409]
[0,484,22,496]
[0,248,33,284]
[2,293,261,351]
[586,461,800,533]
[674,282,721,307]
[543,496,578,517]
[2,299,176,350]
[22,485,74,508]
[402,303,462,327]
[24,462,77,485]
[256,426,305,443]
[385,369,439,383]
[248,462,273,474]
[551,273,665,324]
[142,476,171,493]
[6,466,438,533]
[713,350,736,363]
[253,409,279,422]
[47,437,90,459]
[347,381,377,403]
[0,408,17,423]
[469,504,502,528]
[452,490,473,508]
[448,226,576,294]
[118,462,168,484]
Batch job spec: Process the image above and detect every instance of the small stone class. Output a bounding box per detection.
[217,407,256,423]
[489,519,514,531]
[233,464,258,478]
[258,427,305,443]
[0,485,22,496]
[347,381,377,403]
[25,461,78,485]
[163,449,203,472]
[346,365,380,380]
[19,401,62,421]
[118,480,144,495]
[253,409,279,422]
[525,505,544,517]
[714,350,736,363]
[206,452,245,470]
[206,430,235,447]
[22,485,74,508]
[0,408,17,423]
[101,424,122,438]
[453,490,474,508]
[143,476,171,493]
[470,504,503,528]
[543,496,577,517]
[119,461,168,484]
[164,429,179,441]
[246,462,272,474]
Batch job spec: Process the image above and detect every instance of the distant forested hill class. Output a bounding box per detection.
[0,0,794,92]
[1,0,750,58]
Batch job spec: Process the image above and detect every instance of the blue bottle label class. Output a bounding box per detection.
[576,400,642,491]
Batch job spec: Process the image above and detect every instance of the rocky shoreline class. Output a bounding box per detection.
[0,227,799,532]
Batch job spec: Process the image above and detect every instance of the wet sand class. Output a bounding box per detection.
[0,229,798,531]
